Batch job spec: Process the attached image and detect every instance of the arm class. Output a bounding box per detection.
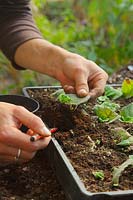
[0,0,108,97]
[15,38,108,97]
[0,1,108,165]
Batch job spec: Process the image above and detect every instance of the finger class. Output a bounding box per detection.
[0,155,26,164]
[0,142,36,160]
[0,127,51,152]
[89,88,104,99]
[75,73,89,97]
[63,85,75,93]
[89,75,108,98]
[13,106,51,136]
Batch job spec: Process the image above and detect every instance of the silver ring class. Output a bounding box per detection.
[17,148,21,159]
[14,149,21,162]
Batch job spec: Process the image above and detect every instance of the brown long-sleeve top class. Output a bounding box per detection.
[0,0,42,69]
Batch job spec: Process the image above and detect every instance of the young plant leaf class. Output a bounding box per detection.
[51,89,90,105]
[112,155,133,186]
[111,127,131,142]
[120,103,133,123]
[97,95,109,103]
[58,93,72,104]
[105,85,122,100]
[101,101,120,112]
[51,89,65,98]
[94,104,119,123]
[117,136,133,147]
[92,170,104,180]
[122,78,133,98]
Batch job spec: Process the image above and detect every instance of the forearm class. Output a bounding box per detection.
[14,38,70,77]
[0,0,42,69]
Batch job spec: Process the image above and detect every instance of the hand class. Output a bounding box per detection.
[0,102,51,166]
[15,39,108,98]
[54,52,108,98]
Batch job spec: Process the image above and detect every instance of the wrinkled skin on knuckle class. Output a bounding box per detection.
[32,116,43,127]
[0,127,10,142]
[13,105,26,115]
[74,66,87,78]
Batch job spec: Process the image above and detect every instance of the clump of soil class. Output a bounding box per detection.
[0,151,65,200]
[28,87,133,193]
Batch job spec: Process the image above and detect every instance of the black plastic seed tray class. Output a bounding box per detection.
[22,86,133,200]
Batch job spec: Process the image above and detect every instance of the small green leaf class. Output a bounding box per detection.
[94,104,119,123]
[117,136,133,147]
[105,85,122,100]
[120,103,133,123]
[111,127,131,141]
[97,95,109,102]
[58,93,72,104]
[122,78,133,98]
[51,89,90,105]
[101,101,120,111]
[92,170,104,180]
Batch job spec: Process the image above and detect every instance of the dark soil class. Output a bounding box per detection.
[0,151,65,200]
[0,66,132,199]
[28,87,133,193]
[108,63,133,84]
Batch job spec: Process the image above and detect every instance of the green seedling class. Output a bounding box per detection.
[122,78,133,98]
[51,89,90,106]
[95,139,101,145]
[101,101,120,112]
[111,127,133,147]
[112,155,133,186]
[58,93,72,104]
[111,127,131,142]
[97,95,109,103]
[120,103,133,123]
[105,85,122,100]
[117,136,133,147]
[92,170,104,180]
[94,104,120,123]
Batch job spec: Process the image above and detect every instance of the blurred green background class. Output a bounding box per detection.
[0,0,132,94]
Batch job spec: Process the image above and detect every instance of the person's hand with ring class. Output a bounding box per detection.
[0,102,51,166]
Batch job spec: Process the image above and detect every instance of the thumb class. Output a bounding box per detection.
[75,73,89,97]
[14,106,51,137]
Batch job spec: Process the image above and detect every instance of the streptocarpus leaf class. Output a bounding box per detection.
[112,155,133,186]
[120,103,133,123]
[94,104,119,123]
[122,78,133,98]
[105,85,122,100]
[51,89,90,105]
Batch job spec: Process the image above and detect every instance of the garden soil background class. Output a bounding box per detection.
[0,64,132,200]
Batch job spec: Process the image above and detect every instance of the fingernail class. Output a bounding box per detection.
[42,126,51,136]
[78,89,88,97]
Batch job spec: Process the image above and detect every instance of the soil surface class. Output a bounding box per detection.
[0,151,65,200]
[108,63,133,84]
[28,87,133,193]
[0,66,132,199]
